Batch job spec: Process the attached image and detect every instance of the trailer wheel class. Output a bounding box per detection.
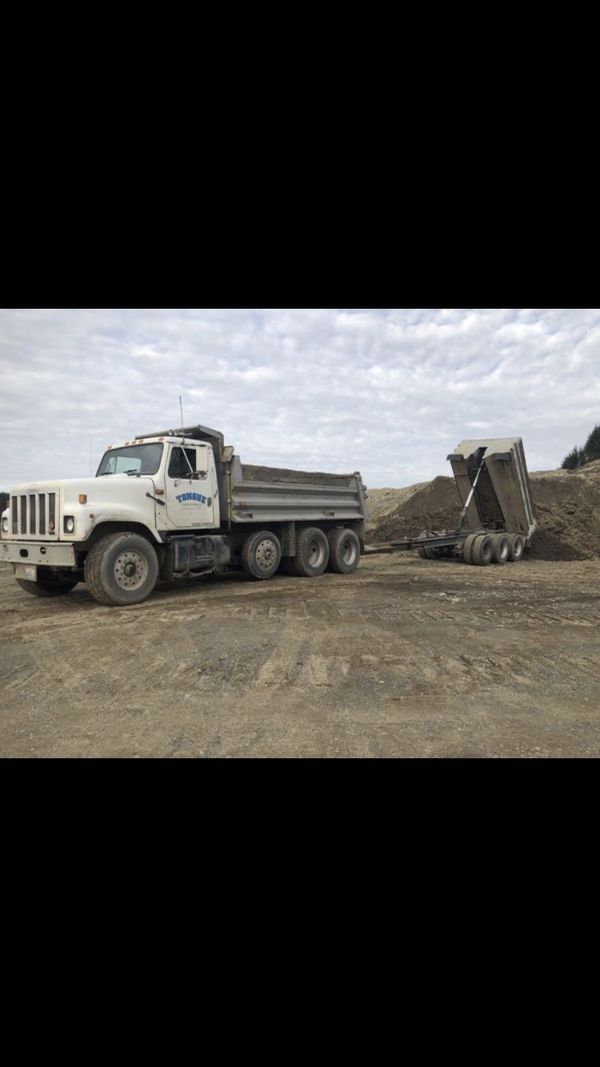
[507,534,525,562]
[491,534,510,564]
[242,530,282,580]
[328,528,361,574]
[472,534,494,566]
[462,534,478,565]
[292,527,330,578]
[84,532,159,607]
[16,570,79,597]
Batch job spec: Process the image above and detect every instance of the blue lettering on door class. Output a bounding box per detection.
[176,492,208,505]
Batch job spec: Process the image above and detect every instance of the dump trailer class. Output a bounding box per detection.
[0,424,368,607]
[368,437,537,567]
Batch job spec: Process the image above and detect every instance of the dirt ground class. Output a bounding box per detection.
[1,554,599,758]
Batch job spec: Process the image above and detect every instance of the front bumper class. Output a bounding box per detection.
[0,540,77,567]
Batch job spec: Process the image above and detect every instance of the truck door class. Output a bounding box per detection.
[165,444,215,529]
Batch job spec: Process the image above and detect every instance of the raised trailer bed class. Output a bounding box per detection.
[366,438,537,566]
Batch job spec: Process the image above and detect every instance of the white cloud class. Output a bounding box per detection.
[0,308,599,488]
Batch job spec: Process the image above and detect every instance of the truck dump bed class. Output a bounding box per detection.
[448,437,537,542]
[228,459,367,525]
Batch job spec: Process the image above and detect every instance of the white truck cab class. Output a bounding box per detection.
[1,435,220,548]
[97,435,221,534]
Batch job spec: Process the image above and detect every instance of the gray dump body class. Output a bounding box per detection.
[228,459,367,525]
[448,438,537,543]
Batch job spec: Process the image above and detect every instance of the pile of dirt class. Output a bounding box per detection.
[368,459,600,562]
[529,461,600,560]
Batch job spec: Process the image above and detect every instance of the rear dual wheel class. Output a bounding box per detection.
[327,528,361,574]
[507,534,525,562]
[472,535,494,566]
[242,526,362,581]
[292,528,330,578]
[462,534,479,564]
[491,533,510,565]
[280,528,361,578]
[464,532,525,566]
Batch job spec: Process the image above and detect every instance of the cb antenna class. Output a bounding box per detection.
[179,395,185,432]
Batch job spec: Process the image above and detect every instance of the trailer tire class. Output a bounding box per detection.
[491,533,510,564]
[292,527,330,578]
[463,534,478,565]
[507,534,525,563]
[328,528,361,574]
[16,570,79,597]
[472,534,494,566]
[84,532,159,607]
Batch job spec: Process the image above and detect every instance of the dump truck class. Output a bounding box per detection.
[0,425,368,607]
[368,437,537,566]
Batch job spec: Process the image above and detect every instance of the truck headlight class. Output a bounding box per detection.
[1,517,8,534]
[64,517,75,534]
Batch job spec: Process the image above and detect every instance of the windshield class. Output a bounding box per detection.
[97,443,164,477]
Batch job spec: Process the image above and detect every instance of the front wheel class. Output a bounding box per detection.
[16,569,79,597]
[85,532,159,607]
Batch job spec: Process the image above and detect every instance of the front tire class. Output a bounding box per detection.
[16,569,79,598]
[85,532,159,607]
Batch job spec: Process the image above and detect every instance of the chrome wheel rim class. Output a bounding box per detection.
[114,551,149,590]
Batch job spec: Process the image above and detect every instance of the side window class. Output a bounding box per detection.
[168,448,196,479]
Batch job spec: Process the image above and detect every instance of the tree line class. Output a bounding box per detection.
[562,425,600,469]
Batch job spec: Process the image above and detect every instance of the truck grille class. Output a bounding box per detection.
[11,492,58,539]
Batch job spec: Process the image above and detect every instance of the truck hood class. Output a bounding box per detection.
[9,476,155,497]
[6,476,161,544]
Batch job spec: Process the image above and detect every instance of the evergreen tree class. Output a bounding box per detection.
[583,424,600,462]
[562,447,582,470]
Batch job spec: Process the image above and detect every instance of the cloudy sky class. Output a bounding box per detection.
[1,308,599,489]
